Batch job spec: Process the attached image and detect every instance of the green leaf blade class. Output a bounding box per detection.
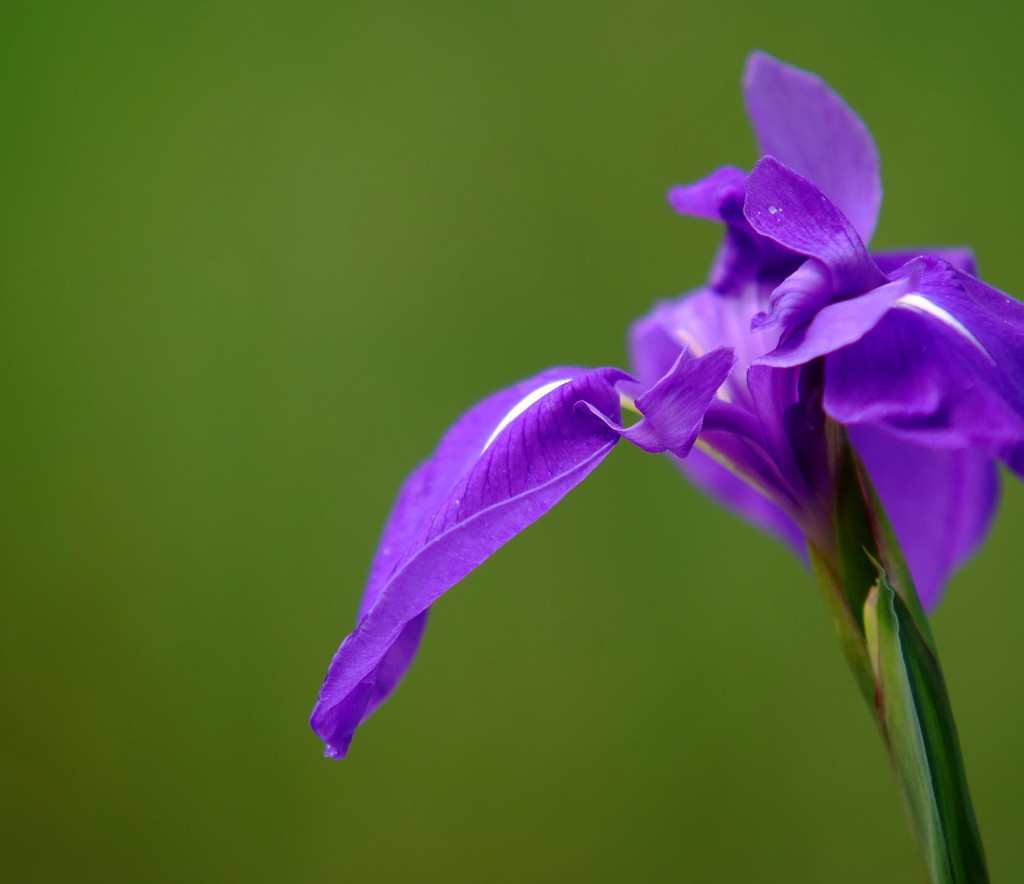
[866,564,988,884]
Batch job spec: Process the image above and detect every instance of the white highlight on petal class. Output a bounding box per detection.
[481,378,574,453]
[894,293,993,362]
[671,328,705,357]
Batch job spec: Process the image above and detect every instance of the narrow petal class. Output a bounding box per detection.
[668,166,771,291]
[668,165,803,292]
[360,369,587,619]
[698,398,805,520]
[311,367,629,758]
[757,272,918,368]
[743,52,882,244]
[746,363,829,509]
[752,258,833,335]
[851,424,1000,610]
[744,157,886,297]
[616,348,735,456]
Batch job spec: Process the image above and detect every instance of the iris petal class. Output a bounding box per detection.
[312,367,629,758]
[667,166,747,222]
[743,52,882,245]
[757,273,917,368]
[744,157,886,297]
[825,263,1024,460]
[872,248,977,277]
[674,447,806,553]
[851,424,999,611]
[605,347,736,457]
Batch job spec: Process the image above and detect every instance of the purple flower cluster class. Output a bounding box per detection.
[312,52,1024,759]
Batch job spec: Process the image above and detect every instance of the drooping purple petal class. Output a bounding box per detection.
[350,370,596,724]
[850,424,1000,610]
[312,367,630,758]
[825,308,944,425]
[744,157,886,299]
[947,268,1024,471]
[824,262,1024,462]
[743,52,882,245]
[934,264,1024,395]
[359,369,592,619]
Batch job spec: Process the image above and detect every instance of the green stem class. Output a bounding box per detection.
[811,426,988,883]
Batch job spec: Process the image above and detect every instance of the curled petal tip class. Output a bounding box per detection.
[623,347,736,458]
[667,166,748,222]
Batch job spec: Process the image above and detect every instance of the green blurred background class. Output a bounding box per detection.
[4,2,1023,881]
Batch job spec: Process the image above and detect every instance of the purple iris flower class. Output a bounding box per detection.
[312,52,1024,759]
[632,51,1024,608]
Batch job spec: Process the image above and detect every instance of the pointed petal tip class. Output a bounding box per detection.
[310,716,350,760]
[742,50,786,87]
[323,743,350,760]
[742,53,882,246]
[310,689,361,760]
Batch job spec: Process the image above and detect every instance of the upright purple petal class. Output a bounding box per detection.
[667,166,747,222]
[851,424,999,610]
[312,367,630,758]
[745,157,886,298]
[743,52,882,245]
[628,302,687,387]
